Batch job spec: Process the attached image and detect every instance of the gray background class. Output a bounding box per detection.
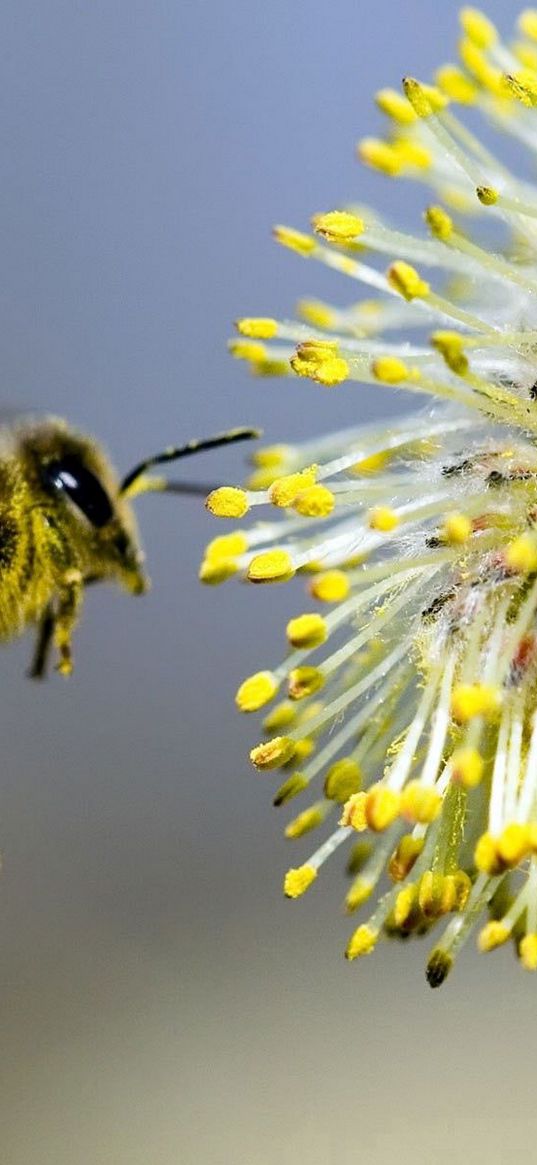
[0,2,533,1163]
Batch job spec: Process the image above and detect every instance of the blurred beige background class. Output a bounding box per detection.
[0,2,532,1162]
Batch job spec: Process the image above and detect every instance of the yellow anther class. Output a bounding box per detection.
[345,876,373,913]
[291,340,349,386]
[269,465,318,508]
[365,783,401,831]
[285,803,326,840]
[248,550,295,583]
[459,39,503,94]
[476,184,499,206]
[294,483,335,518]
[425,204,454,241]
[205,531,249,560]
[387,260,430,301]
[251,358,289,378]
[497,823,532,867]
[451,746,485,788]
[400,780,442,824]
[431,329,469,375]
[367,505,399,533]
[519,9,537,40]
[357,137,403,176]
[388,834,425,882]
[451,682,501,723]
[272,225,317,256]
[371,355,411,384]
[206,486,250,519]
[250,735,296,770]
[460,7,497,48]
[263,700,296,733]
[402,76,447,117]
[246,467,282,490]
[229,339,268,362]
[350,450,391,475]
[442,512,473,545]
[418,871,454,918]
[346,841,373,876]
[474,831,503,875]
[392,139,432,169]
[505,534,537,574]
[198,557,239,585]
[235,670,279,713]
[394,883,418,927]
[519,933,537,971]
[297,298,336,329]
[435,63,476,103]
[375,87,417,124]
[284,864,317,898]
[478,920,511,952]
[291,737,315,764]
[235,316,278,339]
[453,870,472,910]
[502,71,537,106]
[310,570,351,603]
[286,613,327,649]
[273,772,309,807]
[340,791,368,831]
[288,665,325,701]
[345,924,378,960]
[514,39,537,68]
[426,949,453,988]
[324,757,362,803]
[313,210,365,242]
[251,444,290,469]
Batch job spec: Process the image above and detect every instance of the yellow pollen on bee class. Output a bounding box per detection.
[388,834,425,882]
[235,670,279,713]
[365,784,401,831]
[250,735,296,770]
[286,612,327,649]
[345,924,378,960]
[375,87,417,124]
[310,570,351,603]
[505,534,537,574]
[272,225,317,256]
[519,934,537,971]
[269,465,318,508]
[288,665,325,701]
[400,780,442,823]
[284,865,317,898]
[324,758,362,803]
[313,210,365,242]
[293,483,335,518]
[387,260,430,301]
[206,486,250,519]
[451,683,502,723]
[435,63,476,103]
[451,746,485,788]
[478,921,511,952]
[442,512,473,545]
[367,505,399,532]
[247,550,295,583]
[372,356,411,384]
[235,316,278,339]
[340,792,368,832]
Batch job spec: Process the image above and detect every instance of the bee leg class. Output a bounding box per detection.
[54,568,83,677]
[28,602,56,680]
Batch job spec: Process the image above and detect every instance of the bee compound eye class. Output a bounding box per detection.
[44,456,114,528]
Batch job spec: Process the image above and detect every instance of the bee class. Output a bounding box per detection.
[0,416,257,679]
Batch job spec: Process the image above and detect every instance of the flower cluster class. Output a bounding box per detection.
[203,8,537,985]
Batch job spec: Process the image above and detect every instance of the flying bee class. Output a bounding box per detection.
[0,416,257,679]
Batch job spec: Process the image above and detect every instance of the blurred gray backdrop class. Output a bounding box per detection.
[0,2,533,1163]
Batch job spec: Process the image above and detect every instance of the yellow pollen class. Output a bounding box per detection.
[388,834,425,882]
[435,64,476,103]
[418,871,455,918]
[251,444,290,469]
[372,355,411,384]
[291,341,349,386]
[367,505,399,532]
[476,184,499,205]
[505,534,537,574]
[478,921,511,953]
[502,71,537,106]
[431,329,469,375]
[198,557,239,585]
[269,465,318,508]
[229,339,268,362]
[402,77,447,118]
[442,512,473,545]
[451,746,484,788]
[235,316,278,339]
[248,550,295,583]
[394,883,418,927]
[340,792,368,832]
[425,204,454,241]
[375,87,417,124]
[357,137,403,177]
[387,260,430,301]
[324,757,362,803]
[272,225,316,256]
[460,7,497,49]
[293,483,335,518]
[497,823,532,867]
[451,683,502,723]
[297,298,336,329]
[263,700,296,733]
[288,665,325,701]
[310,570,351,603]
[365,784,401,831]
[286,612,328,649]
[284,804,325,839]
[205,531,249,560]
[250,735,296,770]
[291,737,315,764]
[284,865,317,898]
[519,933,537,971]
[345,877,373,913]
[400,780,442,824]
[235,670,279,713]
[273,772,309,806]
[474,831,503,876]
[345,924,378,960]
[313,210,365,242]
[206,486,250,519]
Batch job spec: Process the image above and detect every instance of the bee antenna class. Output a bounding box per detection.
[119,426,261,498]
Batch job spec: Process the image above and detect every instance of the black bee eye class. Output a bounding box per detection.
[44,456,114,528]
